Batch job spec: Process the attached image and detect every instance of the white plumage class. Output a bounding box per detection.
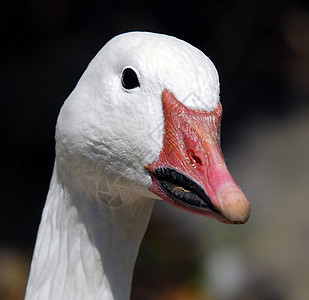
[25,32,249,300]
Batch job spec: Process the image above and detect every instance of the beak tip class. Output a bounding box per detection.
[222,203,250,224]
[216,183,250,224]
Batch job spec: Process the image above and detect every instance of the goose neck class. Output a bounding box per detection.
[25,164,154,300]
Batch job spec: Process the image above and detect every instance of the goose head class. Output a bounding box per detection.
[56,32,250,224]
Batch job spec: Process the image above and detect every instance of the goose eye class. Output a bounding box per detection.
[121,68,140,89]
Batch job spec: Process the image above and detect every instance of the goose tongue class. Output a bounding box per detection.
[145,89,250,224]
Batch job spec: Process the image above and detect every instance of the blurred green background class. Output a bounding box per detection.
[1,0,309,299]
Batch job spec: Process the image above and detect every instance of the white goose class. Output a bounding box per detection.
[25,32,250,300]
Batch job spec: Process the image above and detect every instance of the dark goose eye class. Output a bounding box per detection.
[121,68,140,89]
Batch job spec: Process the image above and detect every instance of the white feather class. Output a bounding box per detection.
[25,31,220,300]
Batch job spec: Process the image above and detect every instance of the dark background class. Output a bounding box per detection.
[1,1,309,299]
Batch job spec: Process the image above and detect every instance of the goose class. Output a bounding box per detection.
[25,31,250,300]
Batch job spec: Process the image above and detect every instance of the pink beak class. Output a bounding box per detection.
[145,90,250,224]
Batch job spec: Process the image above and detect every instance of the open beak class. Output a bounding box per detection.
[145,89,250,224]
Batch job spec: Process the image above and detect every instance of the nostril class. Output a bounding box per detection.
[188,150,202,167]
